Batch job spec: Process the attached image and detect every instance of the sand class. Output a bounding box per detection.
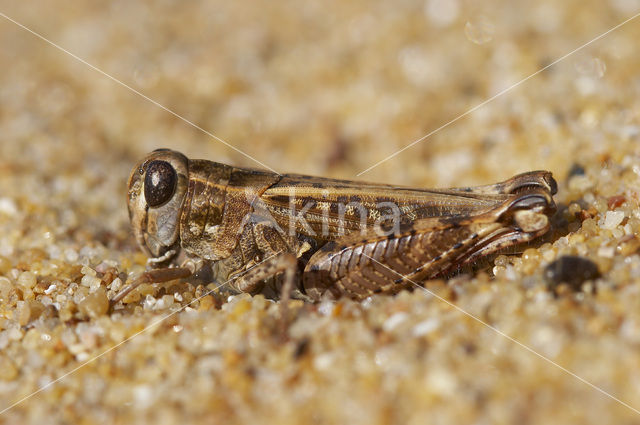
[1,1,640,423]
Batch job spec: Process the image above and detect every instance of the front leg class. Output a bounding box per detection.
[223,251,307,338]
[230,219,315,302]
[110,265,194,305]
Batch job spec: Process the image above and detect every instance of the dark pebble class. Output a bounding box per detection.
[567,163,586,178]
[544,255,600,291]
[293,337,311,359]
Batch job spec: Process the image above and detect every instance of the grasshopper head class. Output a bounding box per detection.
[127,149,189,263]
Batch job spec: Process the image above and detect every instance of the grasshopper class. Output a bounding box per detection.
[113,149,557,304]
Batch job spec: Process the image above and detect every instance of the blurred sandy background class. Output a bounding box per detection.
[1,0,640,424]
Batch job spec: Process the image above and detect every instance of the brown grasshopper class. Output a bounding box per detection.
[113,149,557,304]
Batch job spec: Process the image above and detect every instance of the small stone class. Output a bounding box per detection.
[594,199,608,214]
[412,318,440,337]
[15,301,31,326]
[137,283,157,297]
[162,294,174,308]
[568,175,594,192]
[567,163,585,178]
[627,217,640,234]
[78,287,109,318]
[424,0,459,27]
[607,195,626,210]
[602,210,625,229]
[568,233,585,244]
[464,16,494,44]
[0,277,13,301]
[228,297,251,317]
[575,57,606,79]
[0,197,18,217]
[581,218,597,236]
[568,203,582,215]
[143,295,157,310]
[597,246,615,258]
[17,272,37,289]
[64,248,79,263]
[80,274,102,289]
[544,256,600,291]
[383,312,409,332]
[7,327,23,341]
[44,284,57,294]
[0,256,11,275]
[593,256,613,274]
[618,236,640,256]
[0,355,18,381]
[198,295,215,312]
[81,266,97,276]
[522,248,540,262]
[134,385,154,409]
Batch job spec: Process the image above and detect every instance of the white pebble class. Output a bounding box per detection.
[143,294,156,310]
[47,245,62,260]
[17,272,37,289]
[568,175,594,192]
[424,0,459,27]
[318,301,335,316]
[619,318,640,343]
[603,210,625,229]
[383,312,409,332]
[110,277,122,291]
[44,284,57,294]
[0,277,12,299]
[598,246,615,258]
[134,385,154,409]
[95,260,117,273]
[162,295,174,307]
[575,57,606,79]
[81,274,101,289]
[504,265,517,281]
[464,16,494,45]
[425,369,457,396]
[76,352,90,362]
[361,296,373,308]
[624,223,634,235]
[64,248,79,262]
[89,280,101,292]
[154,298,166,310]
[81,266,96,276]
[412,318,440,337]
[0,198,18,216]
[68,343,86,355]
[313,353,334,371]
[7,327,23,341]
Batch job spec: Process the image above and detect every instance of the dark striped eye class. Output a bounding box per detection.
[144,160,177,207]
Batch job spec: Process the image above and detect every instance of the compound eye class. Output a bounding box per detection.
[144,160,177,207]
